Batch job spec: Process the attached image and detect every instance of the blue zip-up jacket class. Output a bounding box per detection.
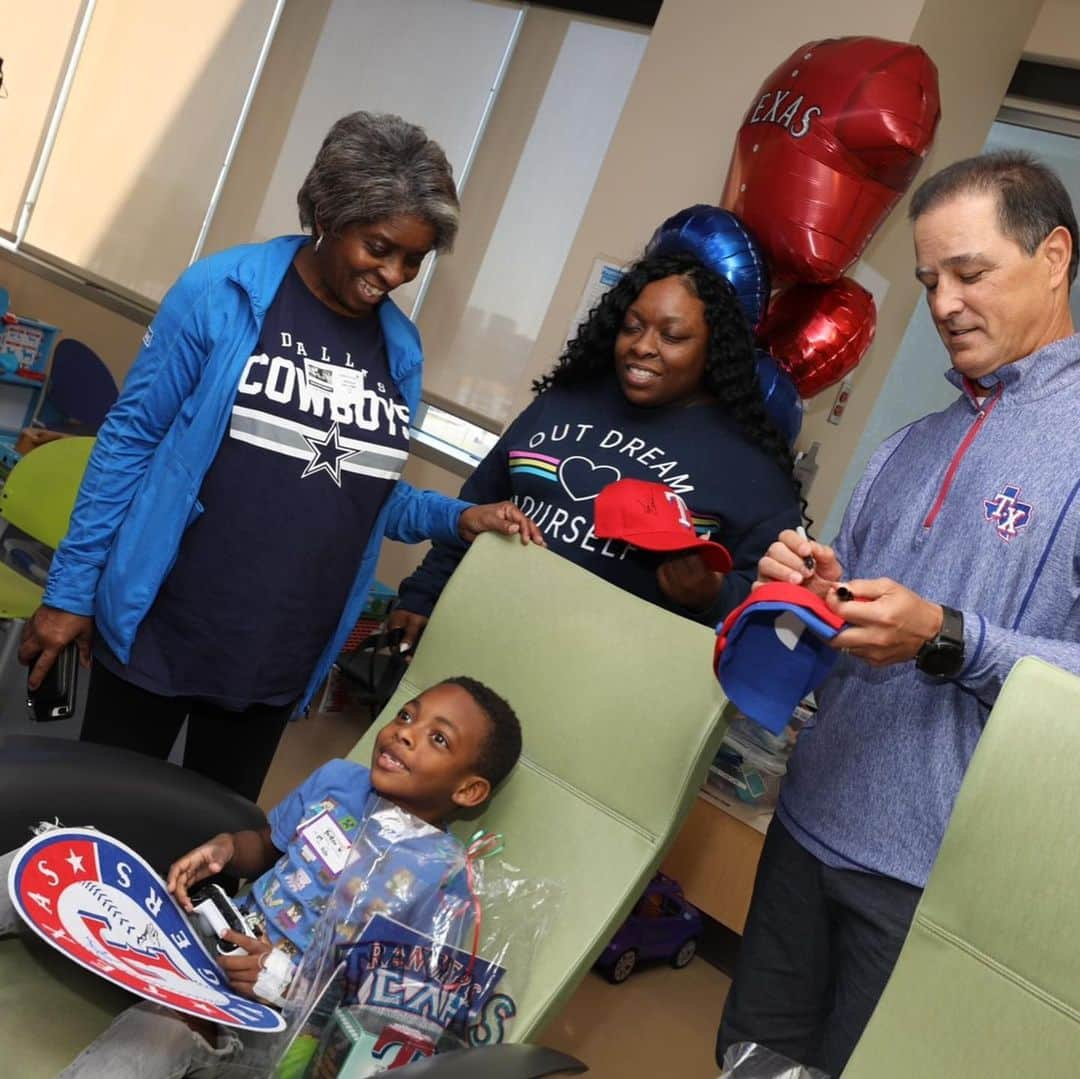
[779,333,1080,887]
[43,236,470,714]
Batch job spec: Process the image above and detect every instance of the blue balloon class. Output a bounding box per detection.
[756,351,803,446]
[647,205,771,330]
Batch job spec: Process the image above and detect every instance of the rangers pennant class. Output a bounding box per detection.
[8,828,284,1032]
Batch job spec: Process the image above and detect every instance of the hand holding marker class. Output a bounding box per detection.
[795,527,863,603]
[796,526,816,574]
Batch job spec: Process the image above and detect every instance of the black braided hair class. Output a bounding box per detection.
[533,251,806,518]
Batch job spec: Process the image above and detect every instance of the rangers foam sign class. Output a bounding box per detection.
[8,828,284,1032]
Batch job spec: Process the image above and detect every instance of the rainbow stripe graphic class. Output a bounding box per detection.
[692,513,722,536]
[508,451,560,483]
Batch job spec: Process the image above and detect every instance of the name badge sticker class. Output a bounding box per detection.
[298,811,352,875]
[304,359,363,408]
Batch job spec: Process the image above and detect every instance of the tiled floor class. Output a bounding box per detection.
[541,961,730,1078]
[260,701,732,1078]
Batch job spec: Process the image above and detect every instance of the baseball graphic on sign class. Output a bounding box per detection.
[8,828,284,1032]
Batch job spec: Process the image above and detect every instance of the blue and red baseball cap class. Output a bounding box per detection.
[714,582,846,732]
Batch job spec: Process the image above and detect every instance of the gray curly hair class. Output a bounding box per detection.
[297,111,460,252]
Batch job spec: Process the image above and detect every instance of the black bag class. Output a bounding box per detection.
[333,628,409,714]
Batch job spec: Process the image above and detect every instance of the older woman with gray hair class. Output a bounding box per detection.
[20,111,541,801]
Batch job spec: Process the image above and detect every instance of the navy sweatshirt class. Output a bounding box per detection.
[781,334,1080,887]
[398,378,800,626]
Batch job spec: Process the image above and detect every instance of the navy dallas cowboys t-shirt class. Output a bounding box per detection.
[97,264,411,709]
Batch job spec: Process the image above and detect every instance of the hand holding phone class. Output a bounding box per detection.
[19,606,93,690]
[27,641,79,722]
[189,883,263,954]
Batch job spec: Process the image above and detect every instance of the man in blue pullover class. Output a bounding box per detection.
[718,151,1080,1076]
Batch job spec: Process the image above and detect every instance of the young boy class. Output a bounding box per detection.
[6,675,522,1078]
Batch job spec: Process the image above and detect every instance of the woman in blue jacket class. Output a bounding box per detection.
[20,112,539,801]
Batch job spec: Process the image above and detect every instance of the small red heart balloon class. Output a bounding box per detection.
[723,36,940,284]
[760,278,876,398]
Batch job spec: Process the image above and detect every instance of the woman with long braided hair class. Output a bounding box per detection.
[536,252,801,492]
[391,250,804,647]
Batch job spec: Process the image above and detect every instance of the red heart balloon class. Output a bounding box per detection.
[760,278,876,398]
[723,37,940,284]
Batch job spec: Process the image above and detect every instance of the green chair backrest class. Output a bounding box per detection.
[1,436,94,549]
[349,534,729,1040]
[843,657,1080,1077]
[0,561,46,620]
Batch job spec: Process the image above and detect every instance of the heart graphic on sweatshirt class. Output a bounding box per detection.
[558,456,622,503]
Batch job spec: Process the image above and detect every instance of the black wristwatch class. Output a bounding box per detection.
[915,605,965,677]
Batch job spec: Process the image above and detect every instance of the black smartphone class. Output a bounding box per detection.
[27,642,79,722]
[189,883,261,954]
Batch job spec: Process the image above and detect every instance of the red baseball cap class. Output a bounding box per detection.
[594,479,733,572]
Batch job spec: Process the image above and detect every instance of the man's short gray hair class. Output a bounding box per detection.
[297,111,460,252]
[909,150,1078,286]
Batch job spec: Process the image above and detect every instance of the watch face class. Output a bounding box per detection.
[919,642,963,678]
[918,606,964,677]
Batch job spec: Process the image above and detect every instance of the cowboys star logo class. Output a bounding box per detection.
[301,422,359,487]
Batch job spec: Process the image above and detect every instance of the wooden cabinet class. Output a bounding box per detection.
[661,792,769,935]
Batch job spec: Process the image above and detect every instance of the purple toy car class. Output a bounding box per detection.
[596,873,704,983]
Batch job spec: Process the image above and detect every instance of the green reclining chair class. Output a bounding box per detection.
[0,436,94,673]
[843,657,1080,1077]
[0,534,729,1075]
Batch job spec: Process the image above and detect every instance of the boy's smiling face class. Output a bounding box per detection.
[370,683,492,825]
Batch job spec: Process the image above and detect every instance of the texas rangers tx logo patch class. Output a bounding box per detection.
[983,484,1032,542]
[9,828,284,1032]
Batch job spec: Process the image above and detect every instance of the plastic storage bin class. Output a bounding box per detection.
[709,717,790,808]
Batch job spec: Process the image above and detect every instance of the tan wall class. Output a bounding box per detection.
[1025,0,1080,64]
[513,0,1043,527]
